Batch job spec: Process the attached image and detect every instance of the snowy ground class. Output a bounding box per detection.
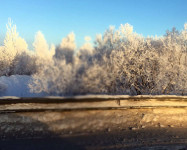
[0,75,46,97]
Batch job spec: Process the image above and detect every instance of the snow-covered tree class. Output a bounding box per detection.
[10,52,38,75]
[0,19,30,76]
[29,59,83,95]
[55,32,76,63]
[155,26,187,95]
[4,19,28,59]
[29,23,187,96]
[33,31,55,60]
[78,36,94,62]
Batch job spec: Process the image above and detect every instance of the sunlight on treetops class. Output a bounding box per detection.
[33,31,55,59]
[60,32,76,51]
[4,19,28,58]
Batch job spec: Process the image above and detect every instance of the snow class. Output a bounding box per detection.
[0,75,46,97]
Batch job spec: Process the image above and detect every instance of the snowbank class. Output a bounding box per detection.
[0,75,46,97]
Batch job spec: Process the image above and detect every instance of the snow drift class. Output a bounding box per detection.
[0,75,46,97]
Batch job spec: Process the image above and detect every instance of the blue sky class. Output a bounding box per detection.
[0,0,187,48]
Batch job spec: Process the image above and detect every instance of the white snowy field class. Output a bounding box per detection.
[0,75,46,97]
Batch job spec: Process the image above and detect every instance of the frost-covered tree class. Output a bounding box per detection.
[55,32,76,63]
[30,34,92,95]
[10,52,38,75]
[90,24,159,95]
[0,19,30,76]
[29,59,84,95]
[4,19,28,59]
[155,25,187,95]
[31,31,56,75]
[78,36,94,62]
[0,46,9,76]
[29,23,187,96]
[33,31,55,60]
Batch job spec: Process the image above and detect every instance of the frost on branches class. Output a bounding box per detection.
[0,20,55,76]
[0,19,187,96]
[29,23,187,96]
[0,19,37,76]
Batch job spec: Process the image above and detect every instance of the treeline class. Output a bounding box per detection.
[0,20,187,95]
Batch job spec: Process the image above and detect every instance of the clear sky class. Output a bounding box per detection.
[0,0,187,48]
